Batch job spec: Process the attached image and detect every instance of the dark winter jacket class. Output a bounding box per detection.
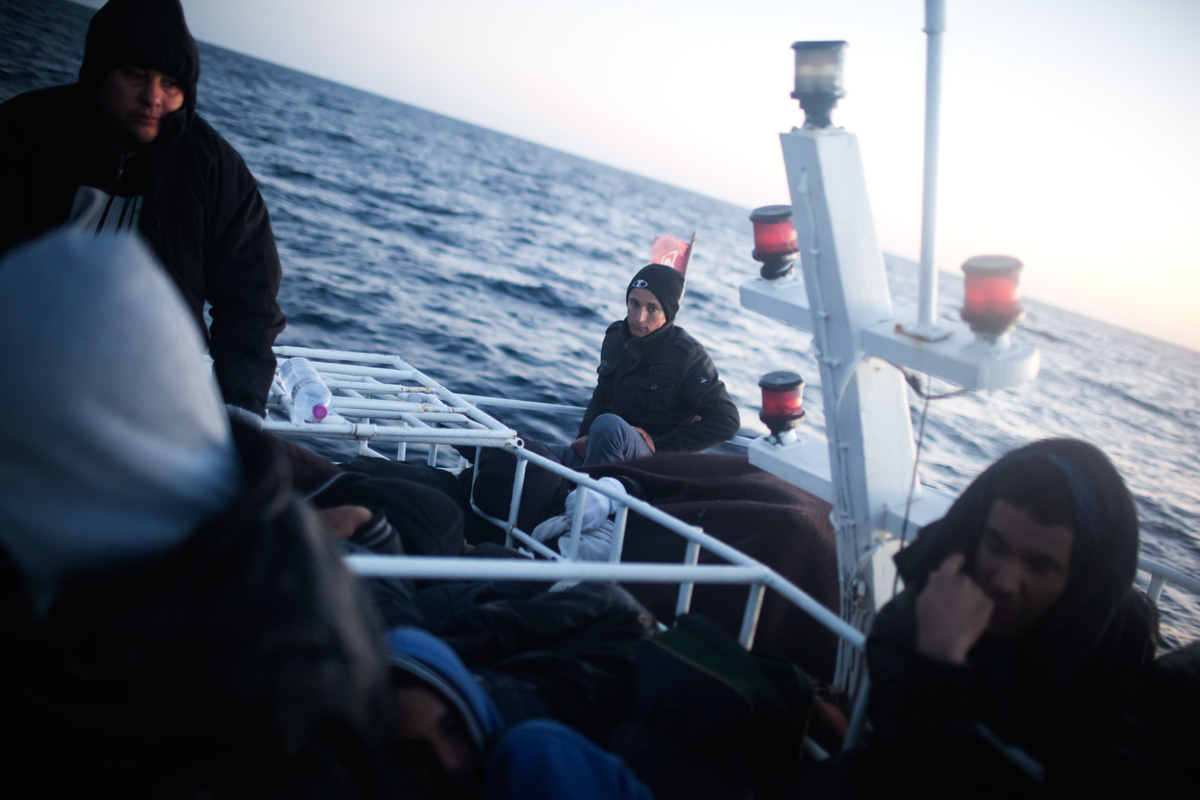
[0,2,284,416]
[860,438,1159,796]
[0,424,389,796]
[579,320,739,453]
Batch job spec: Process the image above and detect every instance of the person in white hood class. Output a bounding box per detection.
[0,229,241,615]
[0,230,388,795]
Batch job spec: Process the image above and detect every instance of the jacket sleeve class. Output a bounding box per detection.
[578,325,620,437]
[578,389,604,438]
[578,376,611,438]
[205,142,285,417]
[0,96,32,256]
[651,345,740,453]
[0,87,82,258]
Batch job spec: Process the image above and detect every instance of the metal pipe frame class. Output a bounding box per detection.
[917,0,946,330]
[445,441,866,647]
[269,348,1197,755]
[1138,555,1200,599]
[266,349,522,452]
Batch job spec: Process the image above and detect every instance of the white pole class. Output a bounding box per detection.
[917,0,946,330]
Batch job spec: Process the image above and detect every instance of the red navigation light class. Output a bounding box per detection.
[759,371,806,438]
[961,255,1024,336]
[750,205,799,280]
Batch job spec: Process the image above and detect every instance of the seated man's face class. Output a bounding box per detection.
[389,684,482,800]
[973,499,1074,641]
[96,66,185,144]
[626,287,667,338]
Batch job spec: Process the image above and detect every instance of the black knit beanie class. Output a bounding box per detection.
[79,0,200,118]
[627,264,685,323]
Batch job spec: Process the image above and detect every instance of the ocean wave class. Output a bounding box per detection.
[1076,374,1175,423]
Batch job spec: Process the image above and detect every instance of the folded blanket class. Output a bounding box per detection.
[532,477,628,561]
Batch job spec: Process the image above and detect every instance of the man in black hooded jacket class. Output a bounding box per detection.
[855,438,1159,796]
[0,0,285,421]
[569,263,739,466]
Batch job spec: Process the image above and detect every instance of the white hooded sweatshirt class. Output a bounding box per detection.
[0,230,242,615]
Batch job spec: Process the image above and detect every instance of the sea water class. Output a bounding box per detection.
[4,0,1197,647]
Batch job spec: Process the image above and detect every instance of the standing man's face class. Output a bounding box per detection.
[973,500,1074,641]
[96,66,184,144]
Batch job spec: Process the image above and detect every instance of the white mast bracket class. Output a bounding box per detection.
[739,123,1040,691]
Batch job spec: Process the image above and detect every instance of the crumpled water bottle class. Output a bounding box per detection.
[279,356,332,421]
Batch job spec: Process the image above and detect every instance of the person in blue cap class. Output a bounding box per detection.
[385,627,652,800]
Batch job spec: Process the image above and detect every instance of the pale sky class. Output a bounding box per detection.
[78,0,1200,350]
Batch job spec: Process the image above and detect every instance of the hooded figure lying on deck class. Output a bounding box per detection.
[385,627,652,800]
[842,438,1159,796]
[0,231,387,795]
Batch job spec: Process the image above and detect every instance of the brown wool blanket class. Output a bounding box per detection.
[588,453,840,682]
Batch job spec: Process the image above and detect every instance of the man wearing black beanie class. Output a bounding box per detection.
[0,0,285,425]
[568,264,740,466]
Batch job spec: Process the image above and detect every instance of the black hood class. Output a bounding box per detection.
[894,438,1144,683]
[78,0,200,130]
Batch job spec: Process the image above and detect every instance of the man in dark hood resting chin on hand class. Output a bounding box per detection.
[857,438,1159,796]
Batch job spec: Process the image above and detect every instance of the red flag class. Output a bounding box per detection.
[650,233,696,277]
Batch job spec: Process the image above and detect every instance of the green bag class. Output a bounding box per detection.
[628,613,815,797]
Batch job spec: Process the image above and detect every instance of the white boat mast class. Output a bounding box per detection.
[916,0,946,335]
[740,0,1040,692]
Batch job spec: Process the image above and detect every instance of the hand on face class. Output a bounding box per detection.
[915,552,995,664]
[96,66,185,144]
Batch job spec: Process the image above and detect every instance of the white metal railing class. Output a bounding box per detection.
[266,346,520,462]
[460,393,758,452]
[264,349,752,462]
[265,346,874,742]
[459,395,587,417]
[465,444,866,649]
[341,435,874,748]
[266,346,1198,754]
[1140,555,1200,605]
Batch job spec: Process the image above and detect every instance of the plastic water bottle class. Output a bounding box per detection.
[279,357,332,421]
